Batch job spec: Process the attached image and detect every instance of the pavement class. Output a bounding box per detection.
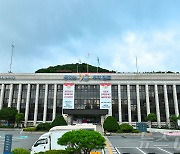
[106,133,180,154]
[0,130,42,153]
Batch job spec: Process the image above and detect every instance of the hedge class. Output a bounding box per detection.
[11,148,30,154]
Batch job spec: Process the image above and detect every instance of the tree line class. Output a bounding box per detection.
[35,63,115,73]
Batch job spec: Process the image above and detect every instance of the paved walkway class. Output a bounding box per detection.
[96,125,118,154]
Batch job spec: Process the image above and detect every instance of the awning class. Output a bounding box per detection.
[63,109,108,115]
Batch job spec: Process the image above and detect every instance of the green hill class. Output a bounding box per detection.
[35,63,115,73]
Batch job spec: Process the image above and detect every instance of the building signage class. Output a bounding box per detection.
[3,134,12,154]
[100,83,112,110]
[63,83,75,109]
[0,76,15,80]
[64,74,111,82]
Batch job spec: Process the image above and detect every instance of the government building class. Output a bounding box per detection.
[0,72,179,127]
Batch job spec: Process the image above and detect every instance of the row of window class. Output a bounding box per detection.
[0,84,179,122]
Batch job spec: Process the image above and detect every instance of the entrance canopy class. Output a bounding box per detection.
[63,109,108,115]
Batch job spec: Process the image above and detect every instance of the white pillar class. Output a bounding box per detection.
[127,84,131,124]
[155,85,161,128]
[8,84,13,107]
[24,84,31,126]
[136,85,141,122]
[17,84,22,113]
[145,84,150,115]
[0,84,5,109]
[164,85,170,125]
[43,84,48,123]
[173,84,179,116]
[33,84,39,126]
[118,84,122,124]
[52,84,57,120]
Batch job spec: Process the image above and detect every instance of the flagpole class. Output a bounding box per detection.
[87,53,89,73]
[136,55,138,73]
[97,57,100,73]
[9,41,14,73]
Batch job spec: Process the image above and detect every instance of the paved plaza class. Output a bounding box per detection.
[107,133,180,154]
[0,130,42,153]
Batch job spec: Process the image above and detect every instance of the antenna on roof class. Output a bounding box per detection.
[9,41,14,73]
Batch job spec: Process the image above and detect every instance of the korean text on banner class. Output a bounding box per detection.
[63,83,75,109]
[100,83,112,109]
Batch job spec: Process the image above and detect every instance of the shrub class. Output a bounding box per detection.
[36,123,51,131]
[23,127,36,132]
[119,123,133,133]
[103,116,119,132]
[12,148,30,154]
[37,150,71,154]
[116,129,123,133]
[132,129,140,133]
[51,115,67,128]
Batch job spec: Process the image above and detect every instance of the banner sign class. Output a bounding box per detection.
[64,74,111,82]
[63,83,75,109]
[3,134,12,154]
[100,83,112,110]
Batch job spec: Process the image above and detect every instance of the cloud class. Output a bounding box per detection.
[0,0,180,73]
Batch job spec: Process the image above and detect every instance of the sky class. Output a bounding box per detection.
[0,0,180,73]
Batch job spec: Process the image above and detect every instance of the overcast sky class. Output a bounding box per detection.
[0,0,180,73]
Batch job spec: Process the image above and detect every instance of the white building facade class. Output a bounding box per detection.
[0,73,179,127]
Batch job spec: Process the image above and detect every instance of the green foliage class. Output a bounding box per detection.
[35,63,115,73]
[58,130,105,154]
[36,123,51,131]
[12,148,30,154]
[132,129,140,133]
[119,123,134,133]
[15,113,24,127]
[146,113,157,122]
[51,115,67,128]
[37,150,71,154]
[169,115,178,125]
[103,116,119,132]
[23,127,36,132]
[0,107,17,124]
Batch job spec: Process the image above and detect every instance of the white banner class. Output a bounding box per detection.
[100,83,112,109]
[63,83,75,109]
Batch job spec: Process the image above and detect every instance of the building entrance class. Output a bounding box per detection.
[73,115,101,125]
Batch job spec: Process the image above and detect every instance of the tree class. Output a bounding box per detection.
[169,115,178,128]
[103,116,119,132]
[15,113,24,128]
[51,115,67,128]
[0,107,17,125]
[146,113,157,128]
[57,130,105,154]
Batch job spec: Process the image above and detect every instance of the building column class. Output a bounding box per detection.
[8,84,13,107]
[155,84,161,128]
[17,84,22,113]
[43,84,48,123]
[136,85,141,122]
[52,84,57,121]
[33,84,39,126]
[164,85,170,126]
[173,84,179,116]
[145,84,150,115]
[24,84,31,126]
[118,84,122,124]
[127,84,131,124]
[0,84,5,109]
